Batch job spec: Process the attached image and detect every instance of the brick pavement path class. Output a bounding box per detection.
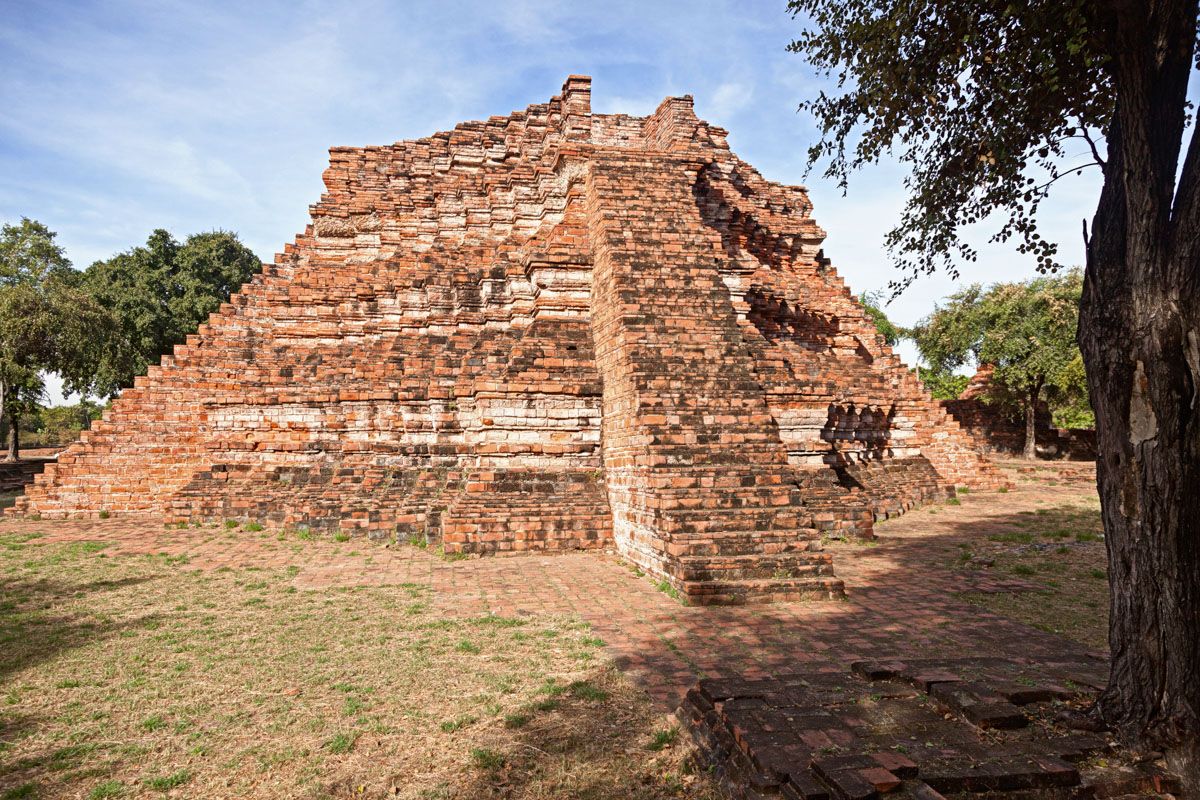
[0,460,1100,709]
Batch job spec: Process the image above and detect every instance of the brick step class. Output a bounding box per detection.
[670,533,825,557]
[643,493,804,515]
[680,575,845,606]
[461,480,603,495]
[677,552,834,582]
[442,508,610,527]
[620,496,805,513]
[441,519,611,554]
[618,474,800,492]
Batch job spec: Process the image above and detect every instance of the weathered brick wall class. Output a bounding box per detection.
[14,76,1002,602]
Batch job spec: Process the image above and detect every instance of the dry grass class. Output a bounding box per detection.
[0,530,717,799]
[954,499,1109,651]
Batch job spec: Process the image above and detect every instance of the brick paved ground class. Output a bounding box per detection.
[0,460,1100,710]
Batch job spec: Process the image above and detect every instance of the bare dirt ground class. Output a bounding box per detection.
[0,459,1103,799]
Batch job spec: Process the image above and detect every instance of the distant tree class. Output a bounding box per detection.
[0,370,44,460]
[32,399,105,447]
[909,271,1083,458]
[82,229,261,396]
[857,290,902,346]
[915,370,969,401]
[1047,353,1095,430]
[0,218,109,461]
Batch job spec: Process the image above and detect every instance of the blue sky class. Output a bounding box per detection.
[2,0,1107,402]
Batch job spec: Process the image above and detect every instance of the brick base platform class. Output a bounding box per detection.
[681,657,1178,799]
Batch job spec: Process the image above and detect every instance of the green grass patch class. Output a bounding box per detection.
[648,726,679,751]
[439,715,477,733]
[144,770,189,791]
[324,732,358,754]
[470,747,505,771]
[87,781,125,799]
[568,680,609,702]
[988,531,1033,544]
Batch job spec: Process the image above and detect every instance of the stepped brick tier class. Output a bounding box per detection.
[12,76,1003,604]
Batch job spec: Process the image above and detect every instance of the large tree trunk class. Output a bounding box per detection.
[1023,384,1041,459]
[1080,1,1200,792]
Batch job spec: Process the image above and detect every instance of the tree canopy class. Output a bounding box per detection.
[787,0,1113,287]
[857,290,902,346]
[82,229,261,396]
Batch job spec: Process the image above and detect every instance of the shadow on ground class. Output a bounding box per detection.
[579,482,1108,712]
[0,572,160,682]
[329,665,710,800]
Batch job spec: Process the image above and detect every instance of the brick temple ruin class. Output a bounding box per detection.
[13,76,1003,604]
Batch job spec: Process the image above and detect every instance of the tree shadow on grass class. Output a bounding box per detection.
[0,573,161,683]
[326,666,712,800]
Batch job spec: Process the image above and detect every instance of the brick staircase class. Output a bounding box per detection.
[584,147,843,604]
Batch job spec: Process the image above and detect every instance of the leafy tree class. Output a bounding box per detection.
[910,271,1084,458]
[82,229,261,396]
[915,369,969,401]
[1047,354,1095,430]
[30,399,105,447]
[857,289,902,346]
[788,0,1200,784]
[0,219,109,461]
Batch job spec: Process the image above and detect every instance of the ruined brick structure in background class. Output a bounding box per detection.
[13,77,1004,604]
[941,366,1097,460]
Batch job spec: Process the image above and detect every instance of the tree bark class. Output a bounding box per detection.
[1079,1,1200,793]
[1023,384,1041,459]
[5,408,17,462]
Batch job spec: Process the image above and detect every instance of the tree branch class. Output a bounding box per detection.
[1034,162,1102,192]
[1079,122,1107,168]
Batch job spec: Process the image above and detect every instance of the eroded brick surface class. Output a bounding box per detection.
[12,76,1002,602]
[681,657,1177,799]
